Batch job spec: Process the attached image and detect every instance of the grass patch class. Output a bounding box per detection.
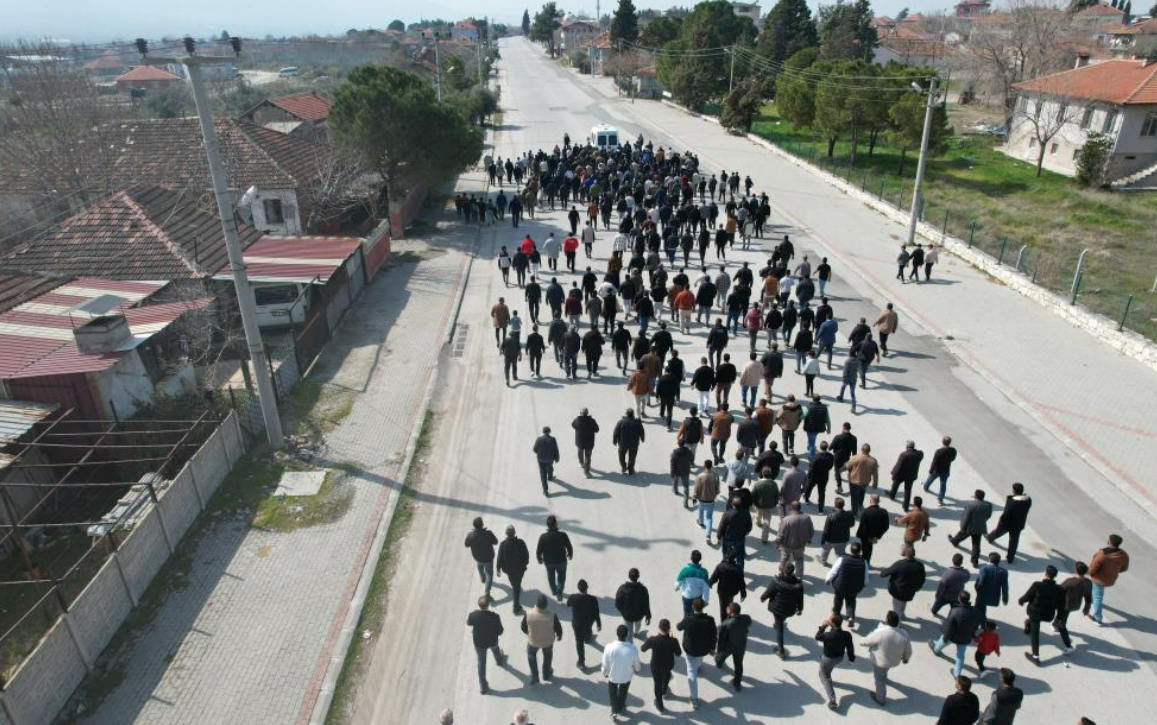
[282,379,356,439]
[751,103,1157,340]
[252,468,354,533]
[325,411,434,725]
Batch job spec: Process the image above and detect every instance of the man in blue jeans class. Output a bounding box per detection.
[536,515,573,602]
[930,591,981,677]
[466,595,507,694]
[922,436,957,505]
[1088,534,1130,625]
[532,426,560,496]
[692,461,721,542]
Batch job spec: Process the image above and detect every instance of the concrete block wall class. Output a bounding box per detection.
[0,413,244,725]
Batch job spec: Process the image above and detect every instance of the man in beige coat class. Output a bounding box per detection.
[739,352,764,410]
[492,297,511,348]
[874,303,899,357]
[844,444,879,517]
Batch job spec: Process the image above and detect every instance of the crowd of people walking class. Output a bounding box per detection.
[462,134,1118,724]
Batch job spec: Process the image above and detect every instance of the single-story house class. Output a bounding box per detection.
[83,53,129,80]
[1005,59,1157,186]
[240,91,332,139]
[730,2,761,25]
[114,66,182,94]
[452,20,480,42]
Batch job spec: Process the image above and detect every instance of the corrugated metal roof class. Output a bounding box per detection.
[215,235,362,284]
[0,400,58,445]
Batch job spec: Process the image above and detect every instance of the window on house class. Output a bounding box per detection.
[1015,96,1027,115]
[1050,142,1059,154]
[1080,106,1094,129]
[1034,100,1043,122]
[1072,148,1081,160]
[1057,103,1068,123]
[263,198,285,225]
[1029,138,1037,148]
[1103,109,1119,134]
[1142,113,1157,137]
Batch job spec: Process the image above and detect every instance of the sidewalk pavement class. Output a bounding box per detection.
[72,208,473,725]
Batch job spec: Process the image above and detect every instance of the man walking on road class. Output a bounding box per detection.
[615,568,652,638]
[888,440,924,512]
[467,595,507,695]
[715,601,752,691]
[820,497,855,566]
[641,620,681,713]
[816,613,856,711]
[566,579,602,669]
[677,598,717,711]
[830,422,857,493]
[571,408,599,477]
[975,552,1010,622]
[521,594,563,685]
[500,333,522,386]
[987,483,1032,564]
[844,444,879,517]
[879,544,926,621]
[1088,534,1129,626]
[613,408,646,475]
[979,668,1024,725]
[776,501,815,577]
[675,550,711,615]
[602,624,641,719]
[532,427,560,496]
[537,516,573,602]
[465,517,499,598]
[856,494,890,566]
[950,490,993,567]
[693,462,722,542]
[936,676,980,725]
[861,610,912,707]
[923,436,957,504]
[930,591,982,678]
[1019,565,1069,664]
[875,303,899,356]
[761,562,804,658]
[497,526,530,615]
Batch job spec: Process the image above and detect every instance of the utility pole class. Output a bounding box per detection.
[477,37,484,86]
[424,31,444,101]
[728,49,736,95]
[138,37,284,447]
[906,75,938,247]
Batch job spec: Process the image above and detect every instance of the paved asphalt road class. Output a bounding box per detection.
[347,38,1157,725]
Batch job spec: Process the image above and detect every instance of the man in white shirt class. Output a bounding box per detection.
[860,610,912,707]
[602,624,641,718]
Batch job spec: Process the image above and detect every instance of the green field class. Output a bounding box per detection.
[751,104,1157,341]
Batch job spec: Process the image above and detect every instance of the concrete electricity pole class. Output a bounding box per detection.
[138,37,284,447]
[728,49,736,95]
[906,75,938,248]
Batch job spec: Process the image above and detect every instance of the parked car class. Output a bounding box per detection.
[278,66,300,78]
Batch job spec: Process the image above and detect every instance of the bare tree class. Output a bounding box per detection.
[298,148,379,232]
[602,50,650,99]
[1012,92,1085,176]
[963,1,1076,127]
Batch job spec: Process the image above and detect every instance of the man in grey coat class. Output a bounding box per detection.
[776,501,814,577]
[533,427,561,496]
[949,490,992,567]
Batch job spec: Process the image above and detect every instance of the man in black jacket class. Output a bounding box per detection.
[816,613,856,710]
[565,579,602,669]
[830,422,857,493]
[500,334,521,386]
[1019,565,1069,663]
[923,435,957,504]
[987,483,1033,564]
[856,494,891,566]
[805,440,836,512]
[537,515,573,602]
[562,325,581,379]
[715,602,752,691]
[760,343,784,400]
[690,359,716,415]
[650,322,674,366]
[465,517,500,598]
[532,426,560,496]
[761,562,804,658]
[656,369,681,430]
[525,325,545,377]
[714,354,738,409]
[614,568,652,638]
[466,595,507,694]
[571,408,599,477]
[497,526,529,615]
[641,619,681,712]
[581,327,604,378]
[888,440,924,512]
[670,442,695,505]
[611,321,632,374]
[936,676,980,725]
[820,497,855,566]
[708,552,747,622]
[979,668,1024,724]
[931,591,982,678]
[612,408,646,475]
[706,319,729,368]
[879,544,927,621]
[676,598,717,710]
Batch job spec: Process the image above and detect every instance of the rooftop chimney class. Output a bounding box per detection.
[73,314,131,354]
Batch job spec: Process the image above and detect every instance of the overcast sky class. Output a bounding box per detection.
[5,1,957,44]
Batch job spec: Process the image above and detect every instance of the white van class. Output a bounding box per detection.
[589,124,619,149]
[278,66,300,78]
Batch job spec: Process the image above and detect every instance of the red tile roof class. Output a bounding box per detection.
[1077,2,1124,17]
[1114,18,1157,35]
[0,273,67,315]
[266,91,331,122]
[116,66,182,83]
[216,235,362,283]
[84,55,129,71]
[1013,59,1157,105]
[1,184,263,280]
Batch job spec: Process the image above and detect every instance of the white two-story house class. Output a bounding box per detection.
[1004,59,1157,188]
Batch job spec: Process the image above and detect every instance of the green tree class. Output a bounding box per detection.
[775,48,821,128]
[658,0,757,109]
[886,73,952,176]
[610,0,640,44]
[819,0,878,63]
[720,76,773,132]
[145,86,192,119]
[453,86,500,126]
[532,3,563,56]
[388,19,406,32]
[1124,0,1133,23]
[895,7,909,21]
[329,65,482,209]
[757,0,818,66]
[1075,131,1113,188]
[522,9,532,35]
[640,16,682,46]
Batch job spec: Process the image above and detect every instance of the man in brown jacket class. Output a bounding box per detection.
[627,365,651,417]
[894,497,931,553]
[693,462,722,542]
[641,350,663,403]
[844,444,879,517]
[753,399,775,454]
[1088,534,1129,625]
[708,404,735,464]
[492,297,511,347]
[777,394,803,455]
[874,303,898,356]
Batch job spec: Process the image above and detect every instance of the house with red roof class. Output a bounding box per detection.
[451,19,479,42]
[82,53,129,80]
[114,65,182,94]
[1108,17,1157,58]
[240,91,332,139]
[1005,59,1157,186]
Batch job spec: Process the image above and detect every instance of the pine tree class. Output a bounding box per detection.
[610,0,639,43]
[819,0,878,64]
[757,0,819,65]
[522,9,532,35]
[1124,0,1133,23]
